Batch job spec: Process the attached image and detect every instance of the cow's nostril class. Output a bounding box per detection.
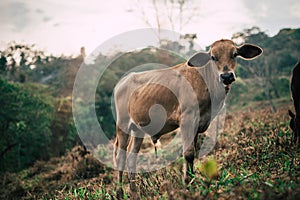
[220,72,235,85]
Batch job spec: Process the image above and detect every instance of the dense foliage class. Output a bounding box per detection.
[0,78,55,172]
[0,45,81,172]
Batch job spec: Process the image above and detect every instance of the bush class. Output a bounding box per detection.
[0,78,55,172]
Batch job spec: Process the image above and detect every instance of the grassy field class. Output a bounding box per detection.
[1,104,299,200]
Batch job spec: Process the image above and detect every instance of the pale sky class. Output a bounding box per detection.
[0,0,300,56]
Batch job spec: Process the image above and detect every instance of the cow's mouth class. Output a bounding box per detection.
[223,79,235,94]
[224,84,231,93]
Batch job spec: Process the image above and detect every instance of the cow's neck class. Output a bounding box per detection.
[197,61,226,117]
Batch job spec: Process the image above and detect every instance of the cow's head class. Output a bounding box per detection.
[288,109,300,144]
[188,39,263,92]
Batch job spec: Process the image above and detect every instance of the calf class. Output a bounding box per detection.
[113,39,262,198]
[289,60,300,144]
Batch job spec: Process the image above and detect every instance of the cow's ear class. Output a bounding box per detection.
[237,44,263,60]
[187,52,211,67]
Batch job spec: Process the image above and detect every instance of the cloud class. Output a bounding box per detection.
[0,0,299,55]
[290,2,300,18]
[0,0,144,55]
[0,1,30,31]
[43,16,52,22]
[242,0,300,35]
[183,0,255,46]
[0,0,56,32]
[35,8,44,14]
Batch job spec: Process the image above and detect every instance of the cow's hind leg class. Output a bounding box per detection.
[295,100,300,144]
[295,116,300,145]
[114,125,129,198]
[127,128,144,199]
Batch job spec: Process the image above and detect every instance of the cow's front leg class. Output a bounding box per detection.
[183,142,195,184]
[127,130,144,199]
[180,115,199,185]
[114,125,129,199]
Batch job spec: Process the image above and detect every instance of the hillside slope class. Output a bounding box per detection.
[1,104,299,199]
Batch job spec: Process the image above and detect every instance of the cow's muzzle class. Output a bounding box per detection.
[220,72,236,85]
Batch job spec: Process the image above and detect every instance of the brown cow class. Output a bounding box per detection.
[289,60,300,144]
[113,39,262,198]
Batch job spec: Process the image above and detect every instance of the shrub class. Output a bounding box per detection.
[0,78,55,172]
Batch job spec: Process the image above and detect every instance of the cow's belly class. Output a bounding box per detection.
[128,82,218,136]
[129,83,180,127]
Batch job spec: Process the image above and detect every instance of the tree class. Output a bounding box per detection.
[232,27,278,111]
[129,0,200,51]
[0,78,55,172]
[0,42,52,82]
[231,26,263,45]
[232,27,300,111]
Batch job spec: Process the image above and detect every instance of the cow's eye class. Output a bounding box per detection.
[211,55,217,61]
